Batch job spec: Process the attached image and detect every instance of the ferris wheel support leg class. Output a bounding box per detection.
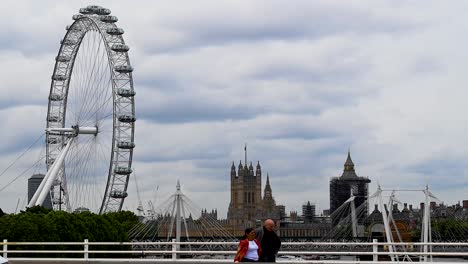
[28,159,58,208]
[34,137,75,207]
[27,137,70,208]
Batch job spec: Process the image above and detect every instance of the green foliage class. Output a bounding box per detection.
[25,205,53,214]
[431,218,468,241]
[0,207,139,258]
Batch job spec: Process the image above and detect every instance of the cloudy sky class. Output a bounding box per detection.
[1,0,468,217]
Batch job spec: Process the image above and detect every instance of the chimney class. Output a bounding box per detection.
[430,201,436,210]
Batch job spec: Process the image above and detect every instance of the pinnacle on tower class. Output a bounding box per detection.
[244,143,247,165]
[345,150,354,167]
[341,150,358,178]
[231,161,237,177]
[264,173,273,199]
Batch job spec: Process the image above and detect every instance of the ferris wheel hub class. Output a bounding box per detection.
[46,126,98,136]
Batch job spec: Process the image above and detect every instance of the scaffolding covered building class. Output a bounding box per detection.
[329,151,370,226]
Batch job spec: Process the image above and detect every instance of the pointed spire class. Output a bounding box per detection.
[256,160,261,169]
[263,173,276,209]
[244,143,247,166]
[345,149,355,167]
[231,161,237,177]
[264,173,272,198]
[176,180,181,191]
[341,149,357,178]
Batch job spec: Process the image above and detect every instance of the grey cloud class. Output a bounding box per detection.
[3,1,468,215]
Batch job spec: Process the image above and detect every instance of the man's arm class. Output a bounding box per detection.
[255,227,263,242]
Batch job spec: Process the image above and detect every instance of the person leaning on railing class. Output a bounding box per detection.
[234,227,262,262]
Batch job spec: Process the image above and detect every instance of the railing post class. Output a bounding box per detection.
[172,238,177,260]
[84,239,89,259]
[372,239,378,262]
[2,239,7,258]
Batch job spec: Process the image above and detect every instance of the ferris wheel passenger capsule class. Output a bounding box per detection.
[110,190,128,198]
[115,65,134,73]
[106,28,124,35]
[47,115,62,122]
[52,74,67,81]
[96,8,111,15]
[117,88,136,97]
[79,7,92,15]
[118,114,136,123]
[117,141,135,149]
[111,44,129,52]
[114,167,132,175]
[49,93,64,101]
[72,14,84,20]
[100,15,118,23]
[86,5,102,14]
[55,55,71,62]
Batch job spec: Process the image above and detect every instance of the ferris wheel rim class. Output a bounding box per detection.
[45,6,135,214]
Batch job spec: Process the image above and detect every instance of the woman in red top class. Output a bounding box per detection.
[234,227,262,262]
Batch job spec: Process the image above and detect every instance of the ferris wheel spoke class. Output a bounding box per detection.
[68,138,100,207]
[79,34,105,118]
[95,140,111,158]
[74,33,103,125]
[82,84,112,125]
[96,94,113,126]
[90,78,113,123]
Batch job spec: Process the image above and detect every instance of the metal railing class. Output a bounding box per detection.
[2,239,468,263]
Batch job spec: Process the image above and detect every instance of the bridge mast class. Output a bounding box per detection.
[377,185,395,262]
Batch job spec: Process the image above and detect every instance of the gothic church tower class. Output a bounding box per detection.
[227,146,262,226]
[227,146,280,227]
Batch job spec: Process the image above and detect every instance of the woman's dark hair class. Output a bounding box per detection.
[241,227,255,240]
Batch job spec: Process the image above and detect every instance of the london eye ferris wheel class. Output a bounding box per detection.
[29,5,136,214]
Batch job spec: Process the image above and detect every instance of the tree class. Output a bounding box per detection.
[0,207,139,258]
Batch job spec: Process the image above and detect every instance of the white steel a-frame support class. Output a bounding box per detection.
[349,189,358,238]
[421,185,432,262]
[28,137,74,208]
[175,180,181,247]
[377,185,395,262]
